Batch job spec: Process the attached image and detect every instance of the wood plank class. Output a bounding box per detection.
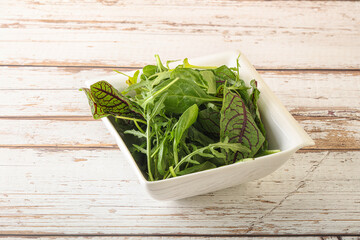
[0,148,358,234]
[252,151,360,234]
[0,67,359,115]
[0,1,359,68]
[0,67,359,150]
[0,114,358,150]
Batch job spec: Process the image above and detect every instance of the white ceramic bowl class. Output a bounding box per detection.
[86,51,314,201]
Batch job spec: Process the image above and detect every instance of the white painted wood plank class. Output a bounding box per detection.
[0,67,359,116]
[0,1,359,68]
[0,115,358,149]
[2,148,357,234]
[0,119,114,146]
[250,151,360,234]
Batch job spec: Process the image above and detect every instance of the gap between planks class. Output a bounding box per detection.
[0,233,357,238]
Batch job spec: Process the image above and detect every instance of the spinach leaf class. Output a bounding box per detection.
[162,78,222,113]
[173,104,199,165]
[142,65,157,78]
[220,87,265,162]
[200,70,217,95]
[171,67,207,90]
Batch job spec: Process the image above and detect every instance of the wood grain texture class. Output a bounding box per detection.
[0,1,359,68]
[0,149,359,235]
[1,0,359,237]
[0,67,358,150]
[0,115,358,150]
[1,67,359,112]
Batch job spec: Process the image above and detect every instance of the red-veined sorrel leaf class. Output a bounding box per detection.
[80,88,109,119]
[220,87,265,162]
[90,81,143,119]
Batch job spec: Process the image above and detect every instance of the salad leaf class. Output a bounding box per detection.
[177,161,216,176]
[220,87,265,162]
[213,65,237,86]
[173,104,199,165]
[162,78,222,113]
[249,79,268,151]
[80,88,109,119]
[90,81,143,119]
[195,105,221,139]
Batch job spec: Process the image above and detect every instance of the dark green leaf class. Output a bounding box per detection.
[174,104,199,144]
[171,67,207,89]
[195,105,221,139]
[177,161,216,176]
[162,78,222,113]
[249,79,268,151]
[187,126,216,147]
[213,65,236,87]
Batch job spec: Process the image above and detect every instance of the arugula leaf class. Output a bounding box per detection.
[177,161,216,176]
[114,69,139,86]
[124,129,146,139]
[155,54,167,72]
[220,87,265,162]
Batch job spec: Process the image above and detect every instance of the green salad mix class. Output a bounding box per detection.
[81,55,279,181]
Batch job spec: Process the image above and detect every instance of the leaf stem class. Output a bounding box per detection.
[169,166,177,177]
[183,58,217,69]
[165,145,211,179]
[115,116,146,124]
[146,117,154,181]
[142,77,180,107]
[134,120,145,134]
[173,141,179,165]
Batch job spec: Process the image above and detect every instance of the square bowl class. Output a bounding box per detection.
[86,51,314,201]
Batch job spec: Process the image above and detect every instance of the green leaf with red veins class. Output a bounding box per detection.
[90,81,143,119]
[220,87,265,162]
[80,88,109,119]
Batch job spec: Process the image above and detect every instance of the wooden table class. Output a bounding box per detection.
[1,1,359,239]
